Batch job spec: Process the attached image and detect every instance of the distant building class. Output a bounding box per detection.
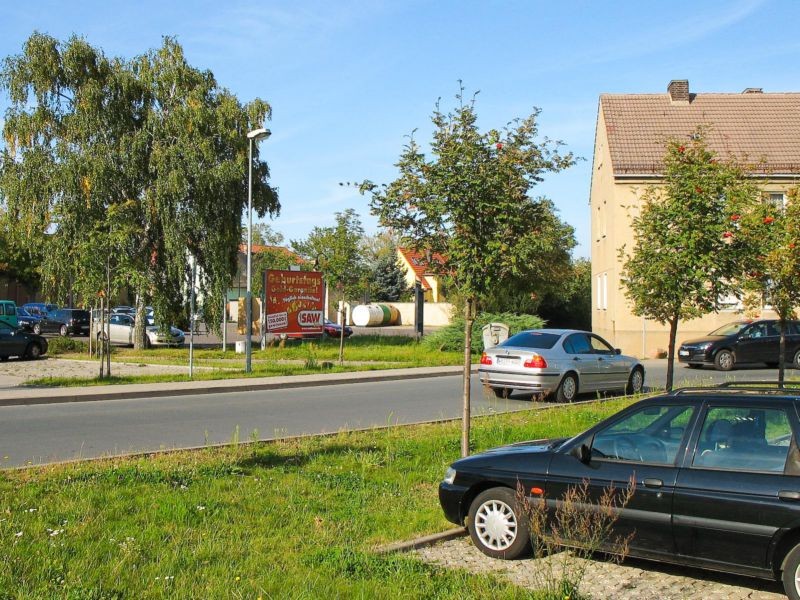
[591,80,800,356]
[396,247,448,303]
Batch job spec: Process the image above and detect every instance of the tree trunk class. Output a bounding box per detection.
[665,317,678,392]
[779,316,786,386]
[133,293,147,349]
[461,297,474,458]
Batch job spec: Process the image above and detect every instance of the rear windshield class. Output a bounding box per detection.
[708,322,750,336]
[499,331,560,350]
[66,310,89,319]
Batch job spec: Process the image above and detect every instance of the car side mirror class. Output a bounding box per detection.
[569,443,591,464]
[614,348,622,355]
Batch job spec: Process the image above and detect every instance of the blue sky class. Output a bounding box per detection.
[2,0,798,257]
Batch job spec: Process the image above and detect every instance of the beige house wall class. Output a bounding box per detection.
[590,109,793,358]
[396,249,445,303]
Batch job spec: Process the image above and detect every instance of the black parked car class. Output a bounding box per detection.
[0,323,48,360]
[439,383,800,599]
[51,308,91,336]
[679,319,800,371]
[14,308,66,336]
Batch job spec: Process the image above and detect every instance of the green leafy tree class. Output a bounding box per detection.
[244,223,285,247]
[362,87,576,456]
[291,209,367,307]
[370,250,409,301]
[734,187,800,383]
[536,257,592,330]
[0,34,278,348]
[620,133,758,391]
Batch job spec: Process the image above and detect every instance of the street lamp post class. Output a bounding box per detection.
[246,127,271,373]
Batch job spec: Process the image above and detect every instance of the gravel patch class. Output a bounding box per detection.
[0,357,191,388]
[415,537,784,599]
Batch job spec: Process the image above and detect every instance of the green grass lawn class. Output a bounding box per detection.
[0,397,634,599]
[33,336,465,387]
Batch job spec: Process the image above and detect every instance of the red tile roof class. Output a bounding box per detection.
[397,247,447,291]
[600,91,800,175]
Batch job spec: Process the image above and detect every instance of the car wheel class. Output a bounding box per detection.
[144,335,152,349]
[555,373,578,403]
[32,323,41,335]
[467,487,530,560]
[59,324,68,337]
[626,367,644,395]
[0,356,8,362]
[25,343,42,360]
[491,387,510,399]
[713,349,734,371]
[794,350,800,370]
[781,542,800,600]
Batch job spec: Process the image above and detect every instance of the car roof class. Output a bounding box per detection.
[515,328,594,336]
[645,382,800,404]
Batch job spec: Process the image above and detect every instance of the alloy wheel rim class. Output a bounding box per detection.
[564,377,576,399]
[475,499,517,550]
[719,353,733,369]
[795,563,800,595]
[631,370,643,392]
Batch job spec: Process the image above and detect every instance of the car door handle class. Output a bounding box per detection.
[778,490,800,501]
[573,357,581,361]
[642,478,663,488]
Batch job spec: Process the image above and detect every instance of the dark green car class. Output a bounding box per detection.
[0,322,49,360]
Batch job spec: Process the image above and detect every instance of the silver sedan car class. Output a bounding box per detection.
[478,329,644,402]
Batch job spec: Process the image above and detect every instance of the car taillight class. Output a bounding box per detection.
[523,354,547,368]
[480,353,493,365]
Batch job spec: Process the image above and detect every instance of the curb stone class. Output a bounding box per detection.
[374,528,467,555]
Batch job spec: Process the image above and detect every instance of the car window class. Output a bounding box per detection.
[765,322,780,336]
[564,333,592,354]
[692,407,792,473]
[709,322,750,336]
[4,304,14,316]
[589,335,614,354]
[499,331,560,350]
[592,405,694,464]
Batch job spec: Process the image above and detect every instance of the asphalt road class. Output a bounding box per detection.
[0,360,790,468]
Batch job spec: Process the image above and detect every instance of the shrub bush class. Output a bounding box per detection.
[422,312,545,353]
[46,336,89,355]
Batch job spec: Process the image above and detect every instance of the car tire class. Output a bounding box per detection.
[626,367,645,395]
[714,350,734,371]
[32,323,41,335]
[555,373,578,403]
[467,487,530,560]
[59,324,68,337]
[793,350,800,370]
[25,343,42,360]
[491,387,510,399]
[782,542,800,600]
[0,355,8,362]
[144,335,152,350]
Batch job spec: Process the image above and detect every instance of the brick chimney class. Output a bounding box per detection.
[667,79,690,104]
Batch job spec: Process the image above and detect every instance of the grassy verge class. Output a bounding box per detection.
[0,397,635,598]
[32,336,465,387]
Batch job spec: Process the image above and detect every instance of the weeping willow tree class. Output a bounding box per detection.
[0,33,279,347]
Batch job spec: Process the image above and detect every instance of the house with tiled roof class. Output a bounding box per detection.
[396,247,448,302]
[591,80,800,357]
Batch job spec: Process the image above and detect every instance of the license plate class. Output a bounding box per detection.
[497,357,517,365]
[679,350,689,356]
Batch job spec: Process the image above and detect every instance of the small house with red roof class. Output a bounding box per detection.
[396,247,448,303]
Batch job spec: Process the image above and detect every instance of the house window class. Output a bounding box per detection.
[766,192,786,211]
[596,273,608,310]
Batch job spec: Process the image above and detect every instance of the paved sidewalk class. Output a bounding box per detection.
[0,364,468,406]
[416,537,784,599]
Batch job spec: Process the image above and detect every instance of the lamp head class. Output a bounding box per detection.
[247,128,271,141]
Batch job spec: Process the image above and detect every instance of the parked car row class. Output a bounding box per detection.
[94,313,185,348]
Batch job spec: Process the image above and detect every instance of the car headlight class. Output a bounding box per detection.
[443,467,456,485]
[695,342,712,350]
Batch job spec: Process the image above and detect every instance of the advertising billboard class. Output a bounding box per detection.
[264,270,325,336]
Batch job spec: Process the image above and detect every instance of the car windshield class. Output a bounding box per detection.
[499,331,560,350]
[708,322,750,336]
